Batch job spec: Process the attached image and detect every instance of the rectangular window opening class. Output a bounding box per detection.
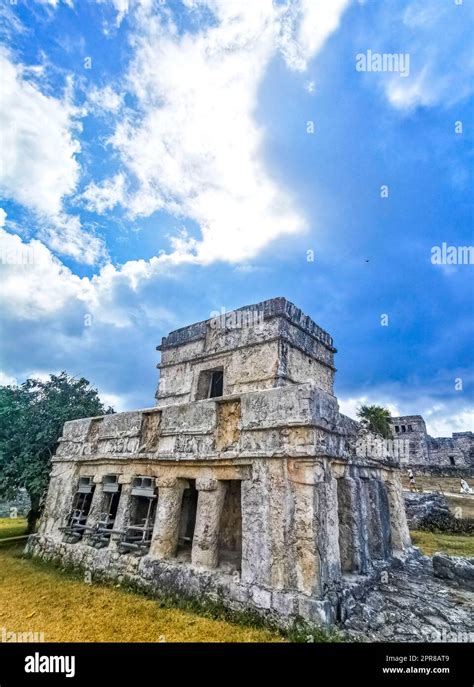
[90,476,122,549]
[196,368,224,400]
[209,370,224,398]
[118,477,157,555]
[63,477,95,543]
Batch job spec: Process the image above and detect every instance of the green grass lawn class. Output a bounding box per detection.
[0,516,28,540]
[410,530,474,557]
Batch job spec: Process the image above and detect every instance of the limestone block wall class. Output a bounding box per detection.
[429,435,472,471]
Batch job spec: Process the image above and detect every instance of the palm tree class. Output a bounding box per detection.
[357,404,392,439]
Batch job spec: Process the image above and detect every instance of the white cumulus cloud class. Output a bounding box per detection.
[100,0,350,264]
[0,51,107,264]
[83,173,126,213]
[0,51,79,216]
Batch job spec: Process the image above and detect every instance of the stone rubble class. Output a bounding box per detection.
[433,553,474,592]
[403,491,451,529]
[341,552,474,642]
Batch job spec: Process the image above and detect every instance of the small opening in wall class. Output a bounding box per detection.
[401,425,406,432]
[395,426,400,433]
[63,477,95,543]
[449,456,456,466]
[90,476,122,549]
[209,370,224,398]
[196,367,224,400]
[177,479,198,561]
[408,424,413,431]
[118,477,157,555]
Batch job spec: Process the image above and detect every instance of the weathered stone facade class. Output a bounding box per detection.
[28,298,413,627]
[389,415,474,474]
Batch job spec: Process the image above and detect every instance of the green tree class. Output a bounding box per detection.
[357,404,392,439]
[0,372,113,534]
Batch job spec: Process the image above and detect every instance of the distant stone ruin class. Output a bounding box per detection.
[28,298,415,627]
[389,415,474,475]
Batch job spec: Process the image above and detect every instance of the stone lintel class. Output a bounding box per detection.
[156,476,189,489]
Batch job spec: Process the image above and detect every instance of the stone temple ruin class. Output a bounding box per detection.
[29,298,413,627]
[389,415,473,475]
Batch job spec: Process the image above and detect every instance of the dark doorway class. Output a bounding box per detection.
[177,480,198,560]
[218,480,242,572]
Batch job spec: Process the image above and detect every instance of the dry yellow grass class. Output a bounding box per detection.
[0,536,283,643]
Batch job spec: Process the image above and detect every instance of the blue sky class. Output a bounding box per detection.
[0,0,472,436]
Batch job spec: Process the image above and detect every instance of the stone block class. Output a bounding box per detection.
[251,587,272,609]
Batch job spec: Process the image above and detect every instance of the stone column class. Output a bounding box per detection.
[149,478,187,559]
[108,477,133,551]
[292,481,321,595]
[337,473,365,573]
[83,478,105,541]
[191,478,227,569]
[319,470,342,587]
[290,460,341,596]
[384,471,411,551]
[240,464,273,587]
[364,474,392,561]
